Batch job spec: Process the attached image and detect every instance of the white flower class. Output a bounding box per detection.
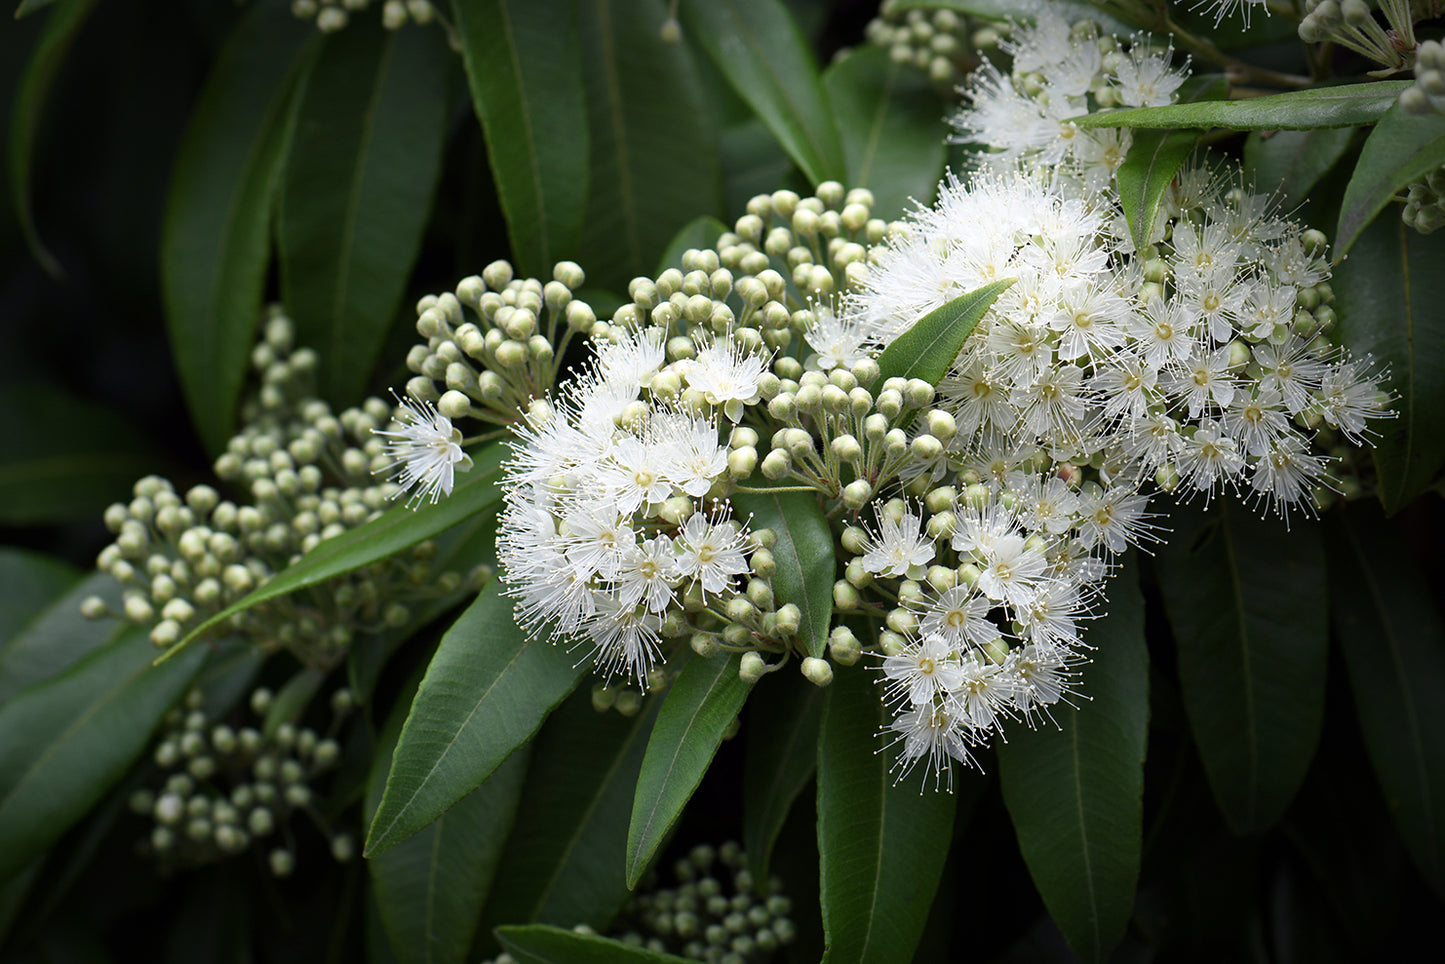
[374,396,472,506]
[674,512,750,595]
[888,702,976,789]
[861,508,935,579]
[974,533,1049,609]
[918,586,997,649]
[883,634,965,708]
[681,333,770,422]
[1111,43,1188,108]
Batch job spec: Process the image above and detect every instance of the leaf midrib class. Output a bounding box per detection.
[1221,508,1261,824]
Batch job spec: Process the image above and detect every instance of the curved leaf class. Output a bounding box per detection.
[0,548,79,646]
[996,567,1148,964]
[7,0,96,276]
[278,18,451,406]
[626,653,754,887]
[160,4,316,454]
[0,625,206,882]
[1154,502,1327,833]
[167,441,507,662]
[497,925,691,964]
[732,484,834,659]
[1243,126,1355,207]
[1327,503,1445,897]
[654,215,729,276]
[743,669,822,882]
[0,570,121,704]
[1330,217,1445,514]
[1335,103,1445,258]
[365,580,588,857]
[1073,81,1410,132]
[677,0,844,186]
[874,279,1016,387]
[816,661,955,964]
[823,46,947,221]
[453,0,587,276]
[575,0,722,293]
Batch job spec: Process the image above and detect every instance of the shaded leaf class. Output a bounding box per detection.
[1154,503,1327,832]
[732,484,834,659]
[0,548,80,645]
[654,215,729,276]
[1243,127,1355,207]
[996,567,1148,963]
[453,0,587,276]
[498,925,691,964]
[278,18,451,405]
[160,4,316,453]
[1073,81,1409,131]
[365,580,588,856]
[0,570,121,704]
[743,669,822,882]
[1335,103,1445,258]
[874,279,1016,387]
[627,653,754,887]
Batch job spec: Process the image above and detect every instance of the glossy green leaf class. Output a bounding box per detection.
[7,0,95,275]
[1243,127,1355,208]
[823,46,946,221]
[261,666,326,737]
[575,0,722,292]
[478,690,660,954]
[367,674,530,964]
[1330,218,1445,514]
[168,441,507,661]
[497,925,691,964]
[654,215,729,276]
[0,548,79,645]
[1327,503,1445,896]
[278,19,451,405]
[677,0,845,187]
[1073,81,1409,132]
[743,669,822,882]
[160,4,315,454]
[0,625,206,882]
[0,857,42,946]
[720,117,796,215]
[1335,104,1445,258]
[874,279,1016,388]
[626,653,754,887]
[996,568,1148,964]
[817,661,955,964]
[1154,503,1327,833]
[732,484,834,659]
[453,0,587,276]
[0,570,121,704]
[365,580,588,857]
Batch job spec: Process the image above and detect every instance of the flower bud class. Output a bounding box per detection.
[773,603,801,636]
[800,656,833,687]
[841,479,873,509]
[739,651,768,683]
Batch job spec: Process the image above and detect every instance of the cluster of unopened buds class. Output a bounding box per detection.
[860,0,997,91]
[290,0,436,33]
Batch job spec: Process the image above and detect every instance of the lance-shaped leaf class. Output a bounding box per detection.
[366,581,588,857]
[874,279,1015,387]
[816,661,955,964]
[743,669,823,882]
[367,675,530,964]
[677,0,845,186]
[1072,81,1410,131]
[498,925,692,964]
[1327,503,1445,897]
[166,441,507,662]
[732,484,834,659]
[1330,218,1445,515]
[626,653,754,887]
[453,0,587,276]
[823,46,946,221]
[0,625,206,881]
[1243,126,1355,207]
[0,570,121,704]
[1154,503,1327,833]
[1335,103,1445,258]
[278,18,451,406]
[0,548,79,645]
[996,568,1148,964]
[160,4,315,454]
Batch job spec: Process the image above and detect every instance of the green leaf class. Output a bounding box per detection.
[278,19,451,406]
[7,0,95,276]
[731,484,834,659]
[823,46,946,221]
[0,548,79,645]
[367,673,530,964]
[160,4,315,454]
[261,666,326,737]
[477,689,660,954]
[816,661,955,964]
[1327,503,1445,897]
[996,567,1149,964]
[677,0,845,187]
[453,0,587,276]
[168,441,507,662]
[1335,104,1445,258]
[1153,503,1327,833]
[0,570,121,704]
[654,215,729,276]
[365,580,588,857]
[1072,81,1410,132]
[743,669,822,882]
[0,625,206,882]
[626,653,754,887]
[874,279,1016,387]
[1243,127,1355,208]
[574,0,722,293]
[1329,217,1445,514]
[1115,75,1226,252]
[497,925,692,964]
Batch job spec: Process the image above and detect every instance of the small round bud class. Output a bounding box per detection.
[739,651,768,683]
[800,656,833,687]
[269,848,295,878]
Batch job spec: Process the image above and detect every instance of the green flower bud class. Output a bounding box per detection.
[615,689,643,717]
[833,581,860,611]
[739,651,767,683]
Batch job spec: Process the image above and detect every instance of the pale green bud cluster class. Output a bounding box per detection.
[131,685,353,873]
[1297,0,1427,70]
[860,0,996,91]
[1402,165,1445,233]
[291,0,436,33]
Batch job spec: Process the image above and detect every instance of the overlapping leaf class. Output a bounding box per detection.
[732,484,834,659]
[1243,126,1355,207]
[874,279,1015,387]
[743,669,823,882]
[1073,81,1410,132]
[498,926,692,964]
[1335,103,1445,258]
